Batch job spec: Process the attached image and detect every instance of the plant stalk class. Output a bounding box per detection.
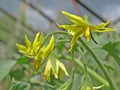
[79,39,118,90]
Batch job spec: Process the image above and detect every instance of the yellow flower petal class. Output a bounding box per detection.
[56,60,69,77]
[33,32,40,54]
[44,59,69,81]
[90,21,114,32]
[58,24,82,34]
[35,48,44,60]
[99,21,110,27]
[44,35,54,57]
[25,34,31,48]
[84,27,90,42]
[38,33,44,47]
[44,59,55,80]
[69,30,84,51]
[34,59,41,71]
[16,43,27,54]
[44,59,51,80]
[62,10,87,25]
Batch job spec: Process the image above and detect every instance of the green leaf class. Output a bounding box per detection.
[103,42,120,66]
[10,69,25,80]
[17,56,29,64]
[9,78,30,90]
[0,60,16,82]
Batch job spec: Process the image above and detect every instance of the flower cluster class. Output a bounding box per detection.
[16,32,68,80]
[16,32,54,71]
[58,11,114,51]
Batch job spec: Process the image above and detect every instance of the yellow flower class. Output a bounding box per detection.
[44,59,69,81]
[58,11,114,51]
[16,32,54,71]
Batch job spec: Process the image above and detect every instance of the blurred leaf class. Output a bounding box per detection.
[10,69,25,80]
[71,73,81,90]
[0,60,16,82]
[103,42,120,66]
[9,78,30,90]
[17,56,29,64]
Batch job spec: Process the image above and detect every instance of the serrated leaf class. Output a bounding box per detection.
[103,42,120,66]
[0,60,16,82]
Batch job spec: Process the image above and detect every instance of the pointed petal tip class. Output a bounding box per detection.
[16,43,21,47]
[56,23,62,28]
[16,43,18,46]
[24,34,27,38]
[61,10,66,14]
[61,10,69,15]
[36,32,40,36]
[50,35,54,45]
[66,72,69,77]
[56,23,60,28]
[16,43,19,48]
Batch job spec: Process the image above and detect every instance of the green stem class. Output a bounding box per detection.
[79,39,118,90]
[44,31,68,41]
[73,57,109,86]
